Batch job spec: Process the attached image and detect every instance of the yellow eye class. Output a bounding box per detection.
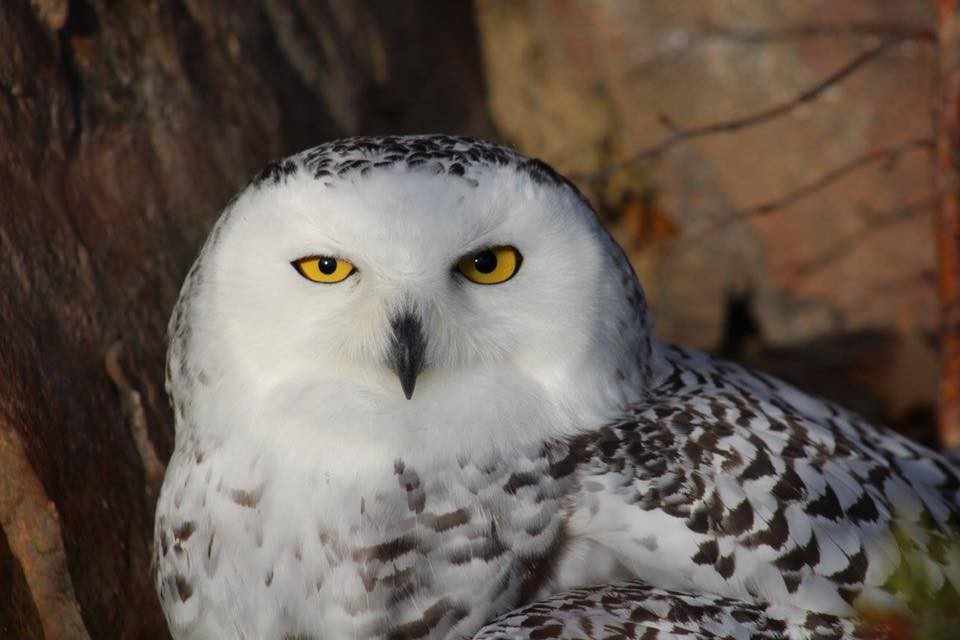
[457,246,522,285]
[292,256,356,283]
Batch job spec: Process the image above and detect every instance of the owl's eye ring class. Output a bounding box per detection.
[292,255,356,283]
[456,246,522,285]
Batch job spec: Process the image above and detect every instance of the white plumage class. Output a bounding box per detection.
[155,135,960,640]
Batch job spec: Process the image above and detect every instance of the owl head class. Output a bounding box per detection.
[168,136,653,461]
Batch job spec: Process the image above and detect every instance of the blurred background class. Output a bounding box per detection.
[475,1,937,444]
[0,0,945,637]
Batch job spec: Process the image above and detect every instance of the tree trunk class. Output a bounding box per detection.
[0,1,493,637]
[937,0,960,449]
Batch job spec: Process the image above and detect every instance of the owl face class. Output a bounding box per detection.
[173,138,650,457]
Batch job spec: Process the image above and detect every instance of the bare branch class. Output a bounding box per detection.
[576,38,907,182]
[683,137,934,243]
[716,138,933,223]
[792,198,935,277]
[105,341,166,499]
[701,21,936,45]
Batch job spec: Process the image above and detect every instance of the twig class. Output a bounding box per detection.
[793,198,935,277]
[721,138,931,222]
[701,21,936,45]
[575,38,906,182]
[685,137,933,242]
[105,341,166,497]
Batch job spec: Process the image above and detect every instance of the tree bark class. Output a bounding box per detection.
[937,0,960,449]
[0,1,494,637]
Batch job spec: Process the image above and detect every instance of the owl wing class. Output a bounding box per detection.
[555,346,960,620]
[472,581,867,640]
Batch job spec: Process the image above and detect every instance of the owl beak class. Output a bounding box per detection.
[388,313,426,400]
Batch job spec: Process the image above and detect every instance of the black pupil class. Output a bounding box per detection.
[473,251,498,274]
[318,257,338,275]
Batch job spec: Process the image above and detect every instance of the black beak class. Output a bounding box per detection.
[388,314,426,400]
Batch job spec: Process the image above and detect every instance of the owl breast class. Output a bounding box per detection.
[155,436,578,639]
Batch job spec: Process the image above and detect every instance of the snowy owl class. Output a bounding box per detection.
[156,135,960,640]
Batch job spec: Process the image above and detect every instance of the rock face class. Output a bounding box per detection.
[0,1,492,637]
[475,0,939,431]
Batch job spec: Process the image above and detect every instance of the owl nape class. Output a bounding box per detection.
[155,135,960,640]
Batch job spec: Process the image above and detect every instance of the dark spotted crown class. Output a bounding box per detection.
[250,134,585,201]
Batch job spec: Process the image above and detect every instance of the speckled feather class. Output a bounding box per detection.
[474,581,869,640]
[155,135,960,640]
[250,134,584,198]
[549,345,960,622]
